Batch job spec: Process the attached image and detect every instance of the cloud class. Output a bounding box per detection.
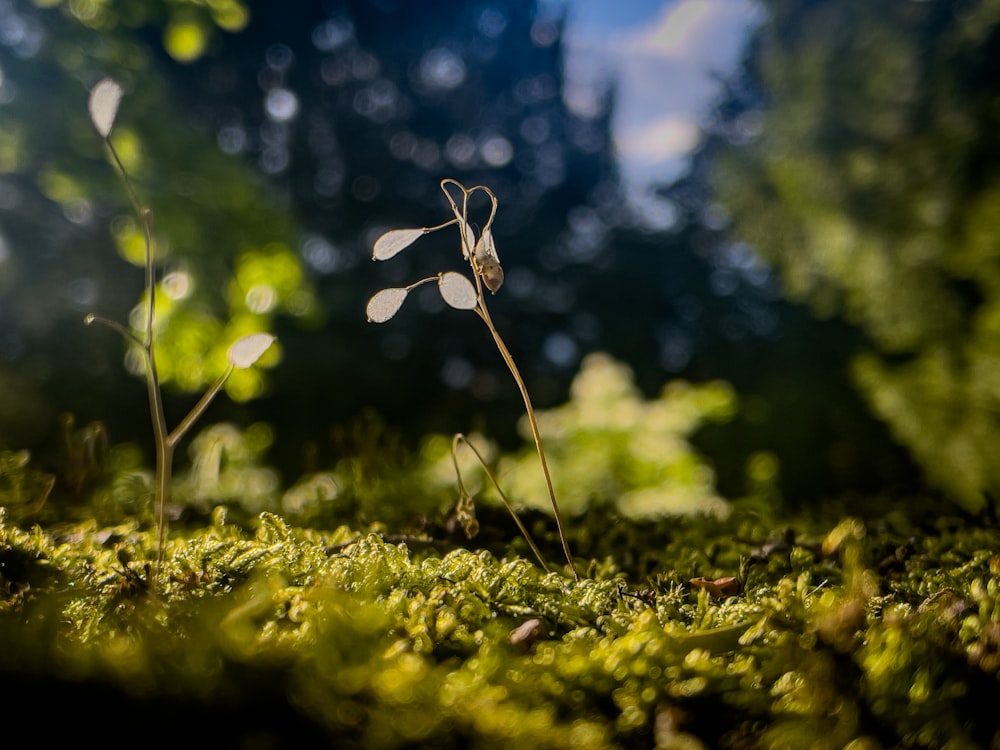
[615,114,701,162]
[565,0,761,188]
[626,0,757,67]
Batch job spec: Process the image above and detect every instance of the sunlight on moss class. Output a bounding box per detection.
[2,503,1000,746]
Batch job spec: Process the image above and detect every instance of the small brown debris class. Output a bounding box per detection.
[689,576,740,599]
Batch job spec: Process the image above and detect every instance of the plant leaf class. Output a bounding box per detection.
[88,78,123,139]
[366,287,409,322]
[438,272,478,310]
[227,333,276,369]
[372,228,425,261]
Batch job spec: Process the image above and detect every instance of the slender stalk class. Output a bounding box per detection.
[105,136,172,582]
[369,178,579,579]
[457,180,577,579]
[84,314,143,349]
[154,432,173,577]
[452,433,550,573]
[168,368,233,448]
[88,84,269,591]
[475,304,578,580]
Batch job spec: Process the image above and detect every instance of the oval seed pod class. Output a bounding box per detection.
[473,228,492,265]
[372,228,426,261]
[366,287,409,323]
[475,230,503,293]
[227,333,276,369]
[438,271,478,310]
[88,78,124,139]
[480,259,504,293]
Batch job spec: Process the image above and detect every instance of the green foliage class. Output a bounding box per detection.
[2,502,999,747]
[497,353,737,518]
[712,0,1000,512]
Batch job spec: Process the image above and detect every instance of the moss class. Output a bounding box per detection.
[1,500,999,748]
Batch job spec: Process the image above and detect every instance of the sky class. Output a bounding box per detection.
[563,0,762,219]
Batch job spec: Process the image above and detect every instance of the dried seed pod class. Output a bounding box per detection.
[366,287,409,323]
[227,333,276,369]
[474,229,504,293]
[372,228,426,261]
[88,78,123,139]
[438,271,478,310]
[479,259,504,293]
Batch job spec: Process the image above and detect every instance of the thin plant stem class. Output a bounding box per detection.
[452,433,550,573]
[452,179,578,579]
[88,85,265,591]
[84,314,143,349]
[169,368,233,448]
[103,136,172,582]
[369,177,579,579]
[474,302,579,580]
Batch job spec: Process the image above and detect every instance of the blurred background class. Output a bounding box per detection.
[1,0,997,513]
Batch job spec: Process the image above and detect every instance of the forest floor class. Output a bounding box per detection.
[1,495,998,750]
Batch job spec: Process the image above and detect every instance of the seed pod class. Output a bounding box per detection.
[479,259,504,293]
[473,229,503,293]
[438,271,478,310]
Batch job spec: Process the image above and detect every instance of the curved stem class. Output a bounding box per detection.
[452,433,550,573]
[475,304,578,579]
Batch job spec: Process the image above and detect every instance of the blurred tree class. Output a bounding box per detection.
[710,0,1000,512]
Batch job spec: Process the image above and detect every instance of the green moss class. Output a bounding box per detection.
[2,500,998,748]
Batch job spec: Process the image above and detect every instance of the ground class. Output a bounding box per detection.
[2,496,998,749]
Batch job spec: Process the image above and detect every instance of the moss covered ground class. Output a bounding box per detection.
[2,494,999,750]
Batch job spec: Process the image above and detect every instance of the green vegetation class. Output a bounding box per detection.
[2,1,1000,746]
[711,0,1000,513]
[2,497,999,748]
[496,353,737,520]
[3,349,999,747]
